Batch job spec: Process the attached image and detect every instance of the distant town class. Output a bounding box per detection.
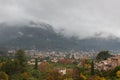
[0,49,118,80]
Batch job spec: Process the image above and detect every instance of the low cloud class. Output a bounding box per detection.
[0,0,120,39]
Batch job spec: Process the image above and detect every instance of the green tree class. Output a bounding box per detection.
[1,60,20,75]
[34,58,38,69]
[96,51,111,61]
[21,72,31,80]
[15,49,27,72]
[31,70,41,79]
[91,60,95,75]
[110,66,120,77]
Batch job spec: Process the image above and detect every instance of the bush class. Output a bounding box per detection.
[100,77,106,80]
[0,71,9,80]
[116,70,120,78]
[21,72,31,80]
[79,73,86,80]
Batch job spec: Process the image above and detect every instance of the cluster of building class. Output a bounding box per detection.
[25,50,97,59]
[9,49,120,72]
[8,49,98,75]
[8,49,97,62]
[95,54,120,71]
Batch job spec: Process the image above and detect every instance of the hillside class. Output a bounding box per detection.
[0,21,78,51]
[0,21,120,51]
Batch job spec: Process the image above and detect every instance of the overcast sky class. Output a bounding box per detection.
[0,0,120,39]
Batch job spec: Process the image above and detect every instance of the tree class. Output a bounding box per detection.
[46,70,63,80]
[21,72,31,80]
[38,62,51,72]
[15,49,27,72]
[110,66,120,77]
[34,58,38,69]
[96,51,111,61]
[88,75,100,80]
[0,71,9,80]
[91,60,95,75]
[31,70,41,79]
[38,62,53,79]
[1,60,20,75]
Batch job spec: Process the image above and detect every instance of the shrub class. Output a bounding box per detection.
[0,71,9,80]
[79,73,86,80]
[116,70,120,78]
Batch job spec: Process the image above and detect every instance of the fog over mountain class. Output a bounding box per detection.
[1,0,120,51]
[0,21,120,51]
[0,0,120,39]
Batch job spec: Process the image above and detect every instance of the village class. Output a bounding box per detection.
[8,50,120,75]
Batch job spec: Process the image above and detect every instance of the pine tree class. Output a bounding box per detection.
[34,58,38,69]
[15,49,27,72]
[91,60,95,75]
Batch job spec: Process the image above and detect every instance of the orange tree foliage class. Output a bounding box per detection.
[38,62,52,72]
[46,70,63,80]
[88,75,100,80]
[21,72,31,80]
[59,59,72,64]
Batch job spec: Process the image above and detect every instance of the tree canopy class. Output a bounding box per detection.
[96,51,111,61]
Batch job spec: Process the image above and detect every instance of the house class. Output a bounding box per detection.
[55,68,66,75]
[95,55,120,71]
[28,59,41,65]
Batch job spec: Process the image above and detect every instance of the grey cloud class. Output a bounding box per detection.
[0,0,120,39]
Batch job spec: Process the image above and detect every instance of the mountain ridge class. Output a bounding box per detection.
[0,21,120,51]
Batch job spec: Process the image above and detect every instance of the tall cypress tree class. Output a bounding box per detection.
[34,58,38,69]
[91,60,95,75]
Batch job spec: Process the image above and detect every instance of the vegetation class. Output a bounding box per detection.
[34,58,38,69]
[79,73,86,80]
[116,70,120,78]
[0,71,8,80]
[90,60,95,75]
[0,50,119,80]
[96,51,111,61]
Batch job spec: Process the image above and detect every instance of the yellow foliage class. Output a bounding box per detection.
[46,70,63,80]
[64,78,73,80]
[116,70,120,78]
[85,64,90,68]
[100,77,106,80]
[79,73,86,80]
[21,72,31,79]
[89,75,100,80]
[0,62,3,68]
[0,71,9,80]
[89,76,106,80]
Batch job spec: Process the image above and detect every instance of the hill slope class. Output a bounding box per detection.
[0,21,78,51]
[0,21,120,51]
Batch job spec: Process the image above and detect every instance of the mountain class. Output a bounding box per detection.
[0,21,79,51]
[0,21,120,51]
